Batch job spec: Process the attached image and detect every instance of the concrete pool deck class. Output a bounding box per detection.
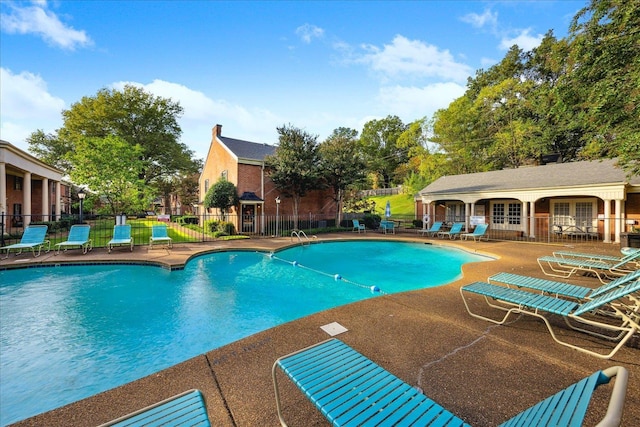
[2,232,639,426]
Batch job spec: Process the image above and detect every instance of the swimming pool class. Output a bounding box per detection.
[0,241,489,425]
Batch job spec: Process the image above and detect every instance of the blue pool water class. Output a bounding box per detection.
[0,241,489,425]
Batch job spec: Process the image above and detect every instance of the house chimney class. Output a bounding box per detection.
[213,124,223,138]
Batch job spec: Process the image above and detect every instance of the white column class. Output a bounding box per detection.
[42,178,49,220]
[603,199,611,243]
[614,199,622,244]
[465,203,472,231]
[529,201,536,239]
[0,162,6,215]
[55,181,61,219]
[522,201,529,237]
[23,172,32,226]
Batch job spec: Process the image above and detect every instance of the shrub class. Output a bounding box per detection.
[362,213,381,230]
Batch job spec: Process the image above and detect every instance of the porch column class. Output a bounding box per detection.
[466,203,473,231]
[614,199,622,244]
[522,201,529,237]
[55,181,61,219]
[529,201,536,239]
[603,199,611,243]
[42,178,49,220]
[0,162,6,214]
[23,172,32,226]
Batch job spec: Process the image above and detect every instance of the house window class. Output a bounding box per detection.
[551,199,597,232]
[444,202,465,223]
[491,201,522,230]
[221,170,228,180]
[13,204,22,216]
[204,179,210,193]
[14,176,23,190]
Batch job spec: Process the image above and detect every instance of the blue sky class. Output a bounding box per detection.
[1,0,584,159]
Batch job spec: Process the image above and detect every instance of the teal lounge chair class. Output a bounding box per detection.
[461,223,489,241]
[1,225,50,259]
[149,224,173,249]
[553,249,638,263]
[107,224,133,253]
[460,278,640,359]
[489,270,640,301]
[352,219,365,233]
[273,339,628,426]
[99,389,210,426]
[54,224,92,255]
[437,222,464,239]
[379,220,395,234]
[418,221,442,237]
[537,251,640,283]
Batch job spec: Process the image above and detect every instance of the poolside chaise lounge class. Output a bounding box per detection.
[553,249,640,264]
[99,389,210,426]
[461,223,489,242]
[273,338,629,426]
[460,278,640,359]
[149,224,173,249]
[537,251,640,283]
[489,270,640,301]
[352,219,365,233]
[107,224,134,253]
[1,225,50,259]
[54,224,92,255]
[437,222,464,239]
[418,221,442,237]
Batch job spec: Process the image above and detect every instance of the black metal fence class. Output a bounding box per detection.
[1,212,635,249]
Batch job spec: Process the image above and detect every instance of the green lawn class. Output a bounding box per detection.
[368,193,415,217]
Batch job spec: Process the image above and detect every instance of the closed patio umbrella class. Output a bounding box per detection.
[385,201,391,218]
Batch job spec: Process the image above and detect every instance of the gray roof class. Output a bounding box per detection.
[419,158,640,196]
[219,136,275,161]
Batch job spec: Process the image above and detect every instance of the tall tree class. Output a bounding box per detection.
[319,127,365,225]
[359,115,408,187]
[28,85,201,185]
[265,124,323,228]
[66,135,146,215]
[567,0,640,175]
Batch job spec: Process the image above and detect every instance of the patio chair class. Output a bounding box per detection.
[461,223,489,242]
[107,224,133,253]
[418,221,442,237]
[1,225,50,259]
[379,220,395,234]
[460,277,640,359]
[54,224,92,255]
[553,249,639,263]
[537,251,640,283]
[273,339,629,426]
[149,224,173,249]
[488,270,640,301]
[437,222,464,239]
[352,219,365,233]
[98,389,210,426]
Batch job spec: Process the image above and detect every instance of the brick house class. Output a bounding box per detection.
[198,125,336,234]
[1,140,69,230]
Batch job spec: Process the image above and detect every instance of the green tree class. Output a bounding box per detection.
[28,85,201,185]
[567,0,640,175]
[265,124,323,229]
[66,135,146,215]
[203,178,239,220]
[319,127,366,225]
[359,115,409,187]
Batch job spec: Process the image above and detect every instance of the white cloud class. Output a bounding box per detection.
[112,80,283,158]
[295,23,324,44]
[499,28,543,51]
[0,1,92,50]
[357,35,472,83]
[376,82,466,121]
[460,9,498,31]
[0,67,65,149]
